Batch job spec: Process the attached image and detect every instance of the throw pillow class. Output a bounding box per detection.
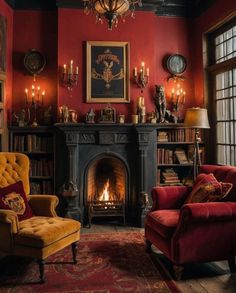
[193,173,222,192]
[185,181,233,204]
[0,181,33,221]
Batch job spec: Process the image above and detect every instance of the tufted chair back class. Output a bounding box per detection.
[0,152,30,195]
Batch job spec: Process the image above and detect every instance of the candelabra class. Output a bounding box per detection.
[62,60,79,91]
[170,83,186,111]
[25,85,45,127]
[133,62,149,93]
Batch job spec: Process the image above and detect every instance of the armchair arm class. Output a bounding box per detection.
[151,185,189,211]
[174,202,236,237]
[172,202,236,264]
[0,209,19,253]
[28,195,59,217]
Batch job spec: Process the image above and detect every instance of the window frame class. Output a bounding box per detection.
[206,17,236,165]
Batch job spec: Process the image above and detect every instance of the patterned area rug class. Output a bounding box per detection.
[0,231,182,293]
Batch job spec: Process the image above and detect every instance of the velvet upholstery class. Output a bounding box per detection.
[145,165,236,278]
[0,152,81,282]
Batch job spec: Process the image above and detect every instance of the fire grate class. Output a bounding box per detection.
[88,200,125,227]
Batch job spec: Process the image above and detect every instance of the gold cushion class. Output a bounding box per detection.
[14,217,81,248]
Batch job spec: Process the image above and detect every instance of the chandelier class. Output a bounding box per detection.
[83,0,142,30]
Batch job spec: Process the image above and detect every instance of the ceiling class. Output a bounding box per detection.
[5,0,217,18]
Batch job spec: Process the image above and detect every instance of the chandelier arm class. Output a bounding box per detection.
[114,1,129,14]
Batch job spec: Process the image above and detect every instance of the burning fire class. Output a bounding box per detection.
[100,179,110,201]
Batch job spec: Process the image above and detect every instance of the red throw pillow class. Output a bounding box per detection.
[193,173,222,192]
[185,173,233,204]
[185,182,233,204]
[0,181,34,221]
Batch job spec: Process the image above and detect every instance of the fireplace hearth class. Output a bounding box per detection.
[55,123,157,227]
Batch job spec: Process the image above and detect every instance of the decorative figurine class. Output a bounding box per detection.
[69,109,78,123]
[13,108,30,127]
[146,111,157,123]
[154,85,167,123]
[99,103,116,123]
[85,108,95,123]
[59,105,69,123]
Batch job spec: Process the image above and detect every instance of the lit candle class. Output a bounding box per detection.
[76,66,79,75]
[133,67,137,77]
[63,64,67,74]
[171,88,175,98]
[183,91,186,104]
[146,68,149,77]
[37,86,40,102]
[141,62,145,78]
[25,88,28,104]
[70,60,73,74]
[42,91,45,105]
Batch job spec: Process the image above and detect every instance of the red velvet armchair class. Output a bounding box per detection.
[145,165,236,279]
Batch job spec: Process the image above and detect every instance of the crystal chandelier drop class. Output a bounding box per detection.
[83,0,142,30]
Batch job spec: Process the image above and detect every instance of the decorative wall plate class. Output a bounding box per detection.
[166,54,187,76]
[24,49,46,76]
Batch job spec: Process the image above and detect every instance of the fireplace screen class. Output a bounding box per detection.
[87,156,127,226]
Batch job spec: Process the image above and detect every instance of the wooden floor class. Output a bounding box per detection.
[82,221,236,293]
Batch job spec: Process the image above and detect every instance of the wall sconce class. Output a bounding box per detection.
[133,62,149,93]
[62,60,79,91]
[25,85,45,127]
[170,83,186,113]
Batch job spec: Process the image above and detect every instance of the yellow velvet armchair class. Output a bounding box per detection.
[0,152,81,283]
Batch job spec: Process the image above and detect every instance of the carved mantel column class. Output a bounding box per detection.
[61,131,81,221]
[135,125,157,227]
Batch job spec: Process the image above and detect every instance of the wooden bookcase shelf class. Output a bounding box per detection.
[9,126,56,195]
[156,124,205,186]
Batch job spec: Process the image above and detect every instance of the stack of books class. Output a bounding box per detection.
[157,131,168,142]
[161,168,181,185]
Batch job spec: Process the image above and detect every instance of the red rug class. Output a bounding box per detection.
[0,231,182,293]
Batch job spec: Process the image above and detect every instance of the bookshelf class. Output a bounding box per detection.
[9,126,56,194]
[156,124,205,186]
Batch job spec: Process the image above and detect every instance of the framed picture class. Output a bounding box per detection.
[86,41,130,103]
[0,14,7,73]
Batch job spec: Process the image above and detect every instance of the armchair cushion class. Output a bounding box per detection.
[0,181,33,221]
[15,217,81,248]
[146,210,179,239]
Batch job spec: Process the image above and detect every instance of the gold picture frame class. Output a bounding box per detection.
[86,41,130,103]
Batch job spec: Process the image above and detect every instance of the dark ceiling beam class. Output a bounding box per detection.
[4,0,15,8]
[4,0,217,18]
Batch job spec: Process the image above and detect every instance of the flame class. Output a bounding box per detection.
[100,179,110,201]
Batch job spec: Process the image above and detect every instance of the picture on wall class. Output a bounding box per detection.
[86,41,130,103]
[0,14,7,73]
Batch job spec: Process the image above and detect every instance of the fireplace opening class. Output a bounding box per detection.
[86,156,127,227]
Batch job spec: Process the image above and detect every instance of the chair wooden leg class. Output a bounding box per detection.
[37,259,45,283]
[72,242,78,264]
[145,239,152,252]
[228,257,236,273]
[173,265,184,280]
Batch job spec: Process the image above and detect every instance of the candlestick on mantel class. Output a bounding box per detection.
[24,84,45,127]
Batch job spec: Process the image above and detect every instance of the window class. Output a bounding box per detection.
[207,18,236,165]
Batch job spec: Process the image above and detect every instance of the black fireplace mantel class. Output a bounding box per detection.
[55,123,157,227]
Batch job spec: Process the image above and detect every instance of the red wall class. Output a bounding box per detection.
[12,10,58,120]
[58,9,194,121]
[10,8,199,122]
[192,0,236,106]
[0,0,13,122]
